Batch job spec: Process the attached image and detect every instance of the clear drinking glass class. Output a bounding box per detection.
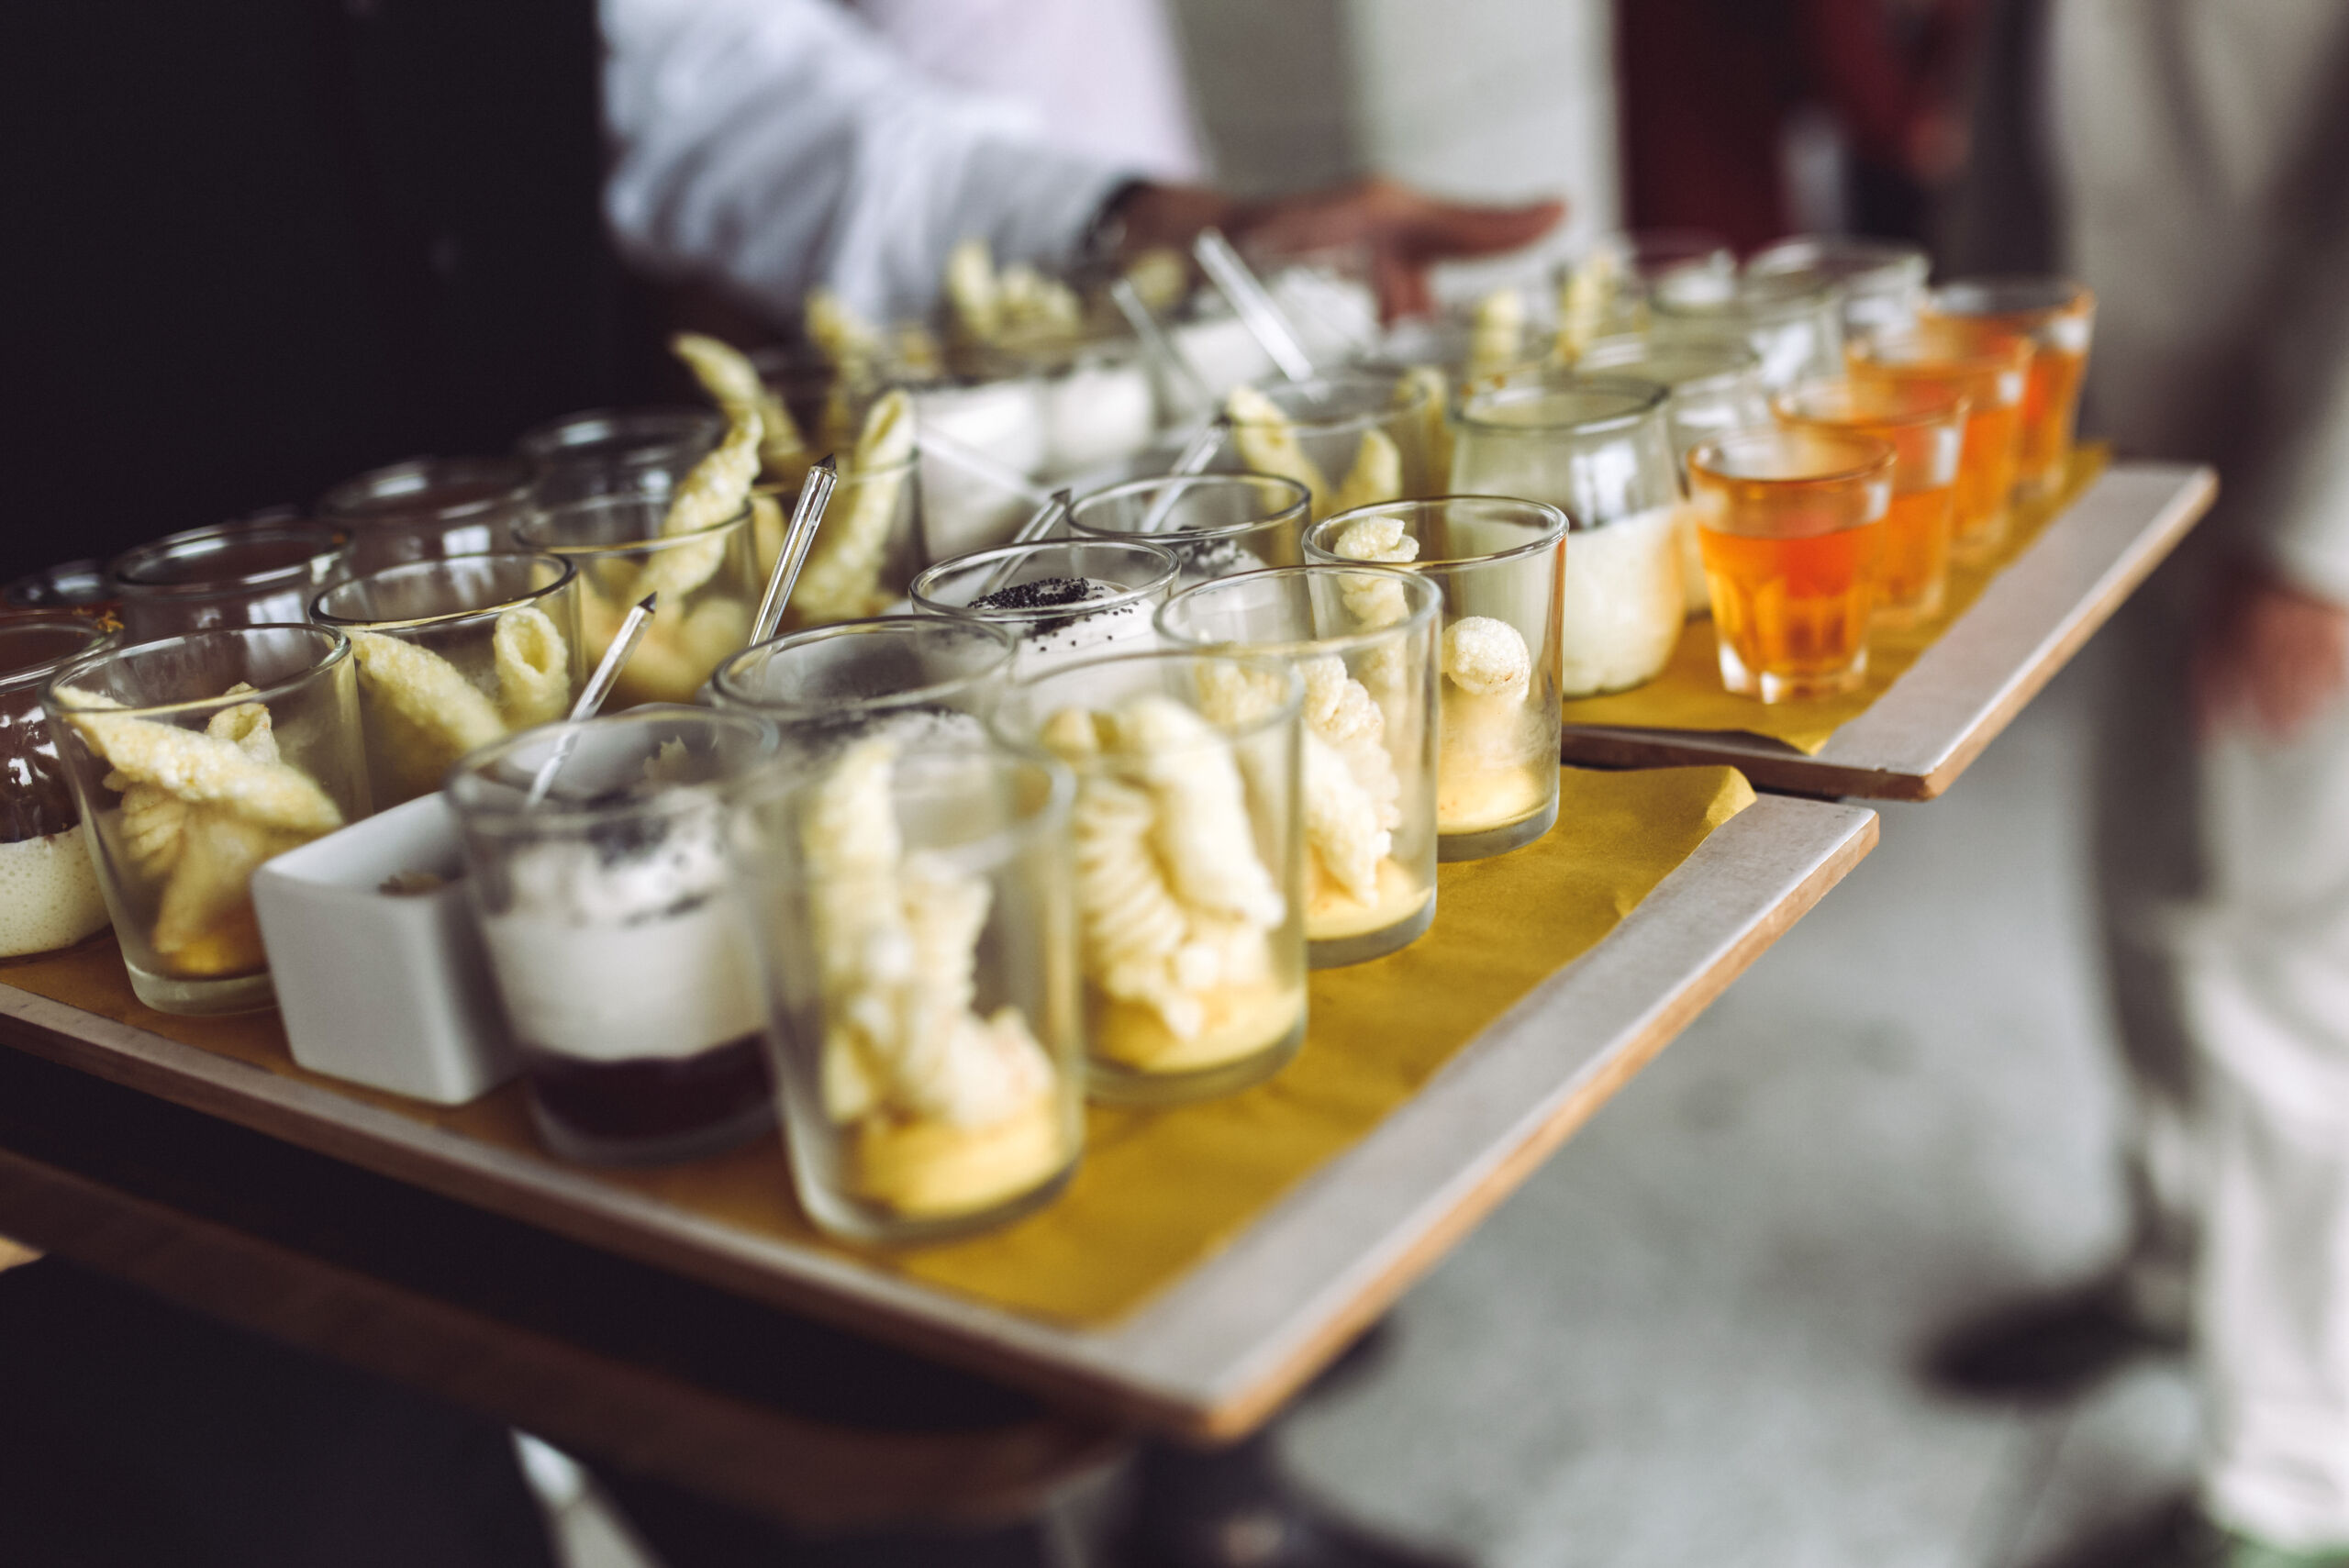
[1746,236,1931,338]
[1848,317,2032,562]
[1219,373,1436,522]
[448,707,778,1164]
[1651,269,1845,390]
[109,521,351,643]
[990,649,1308,1104]
[1453,375,1687,695]
[1688,430,1896,702]
[42,627,369,1013]
[310,553,585,807]
[733,735,1085,1241]
[518,407,727,507]
[4,560,114,615]
[513,493,761,707]
[1306,498,1566,859]
[318,456,535,575]
[0,617,119,958]
[910,539,1178,678]
[1066,473,1312,588]
[707,617,1015,739]
[1927,277,2097,502]
[1575,339,1773,616]
[1773,378,1968,627]
[1156,565,1441,965]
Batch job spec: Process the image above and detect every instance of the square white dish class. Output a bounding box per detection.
[251,793,516,1104]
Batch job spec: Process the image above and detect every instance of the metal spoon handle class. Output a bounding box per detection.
[751,455,839,644]
[1111,275,1212,417]
[524,590,658,806]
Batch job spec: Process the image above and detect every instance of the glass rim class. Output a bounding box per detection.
[43,624,352,719]
[1688,429,1898,489]
[734,730,1074,873]
[512,495,756,557]
[1928,275,2093,321]
[516,405,729,463]
[1772,376,1970,432]
[317,454,533,524]
[908,539,1181,621]
[444,706,777,829]
[1154,562,1442,661]
[1306,495,1568,570]
[1745,235,1931,287]
[308,550,578,631]
[1221,371,1432,439]
[1065,472,1313,544]
[1850,322,2032,378]
[1653,267,1836,318]
[707,615,1017,715]
[0,615,118,696]
[1460,373,1668,436]
[108,521,349,597]
[1575,338,1762,394]
[989,647,1306,759]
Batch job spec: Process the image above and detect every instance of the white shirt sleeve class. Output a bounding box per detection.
[603,0,1135,325]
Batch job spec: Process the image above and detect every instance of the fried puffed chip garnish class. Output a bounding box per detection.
[58,686,344,838]
[351,632,508,762]
[493,605,571,728]
[790,388,915,627]
[1226,384,1333,517]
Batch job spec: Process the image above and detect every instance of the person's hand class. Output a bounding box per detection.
[1114,176,1565,322]
[2191,562,2349,743]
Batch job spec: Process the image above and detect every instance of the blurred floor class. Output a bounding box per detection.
[533,638,2193,1568]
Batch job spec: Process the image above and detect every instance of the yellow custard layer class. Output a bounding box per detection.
[1092,980,1305,1075]
[1437,762,1551,836]
[849,1093,1069,1219]
[1306,857,1431,941]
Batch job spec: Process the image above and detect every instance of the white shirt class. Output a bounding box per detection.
[603,0,1199,325]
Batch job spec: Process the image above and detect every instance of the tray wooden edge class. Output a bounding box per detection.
[1560,462,2218,800]
[0,796,1876,1439]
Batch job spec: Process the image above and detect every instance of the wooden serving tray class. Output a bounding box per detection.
[1560,462,2216,799]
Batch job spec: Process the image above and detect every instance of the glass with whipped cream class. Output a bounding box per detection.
[448,707,778,1164]
[733,734,1083,1240]
[1574,339,1773,617]
[910,539,1178,679]
[518,407,727,508]
[310,553,584,808]
[992,649,1308,1104]
[319,457,536,574]
[1218,373,1438,525]
[1453,375,1686,696]
[707,616,1013,736]
[43,627,370,1014]
[1156,565,1441,966]
[1066,473,1311,588]
[513,493,761,708]
[0,616,119,960]
[108,521,352,644]
[1306,498,1566,860]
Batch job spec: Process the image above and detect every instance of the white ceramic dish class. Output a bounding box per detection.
[251,792,516,1104]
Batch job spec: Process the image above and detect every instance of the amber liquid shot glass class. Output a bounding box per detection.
[1848,318,2030,564]
[1688,429,1895,704]
[1928,278,2096,503]
[1773,378,1967,628]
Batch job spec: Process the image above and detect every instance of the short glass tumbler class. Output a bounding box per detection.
[1849,317,2032,562]
[707,617,1014,737]
[1156,565,1441,965]
[991,650,1308,1105]
[1774,378,1968,627]
[109,522,351,643]
[1219,373,1436,522]
[514,493,761,707]
[1307,498,1566,859]
[319,456,535,574]
[42,627,369,1013]
[0,617,119,958]
[1927,278,2096,502]
[733,736,1085,1241]
[448,707,777,1165]
[1066,473,1312,588]
[310,553,585,806]
[1688,430,1896,703]
[910,539,1178,678]
[518,407,726,507]
[1453,375,1687,696]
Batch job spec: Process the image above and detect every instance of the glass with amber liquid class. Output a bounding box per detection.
[1927,278,2095,503]
[1688,430,1895,703]
[1772,378,1967,628]
[1847,319,2030,564]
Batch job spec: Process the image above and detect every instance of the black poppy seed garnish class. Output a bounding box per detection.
[967,576,1100,613]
